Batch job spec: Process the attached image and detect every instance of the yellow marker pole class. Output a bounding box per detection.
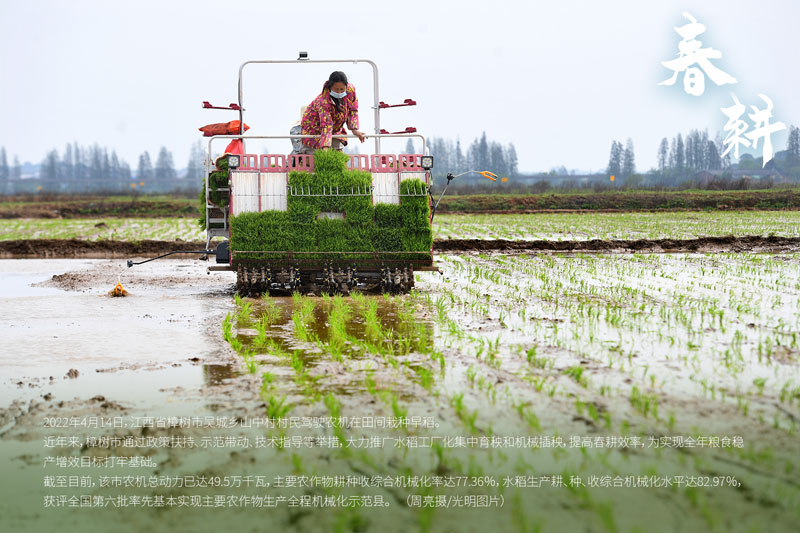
[610,175,615,182]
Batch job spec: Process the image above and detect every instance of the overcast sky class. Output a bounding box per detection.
[1,0,798,174]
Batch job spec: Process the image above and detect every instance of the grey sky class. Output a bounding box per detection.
[1,0,798,174]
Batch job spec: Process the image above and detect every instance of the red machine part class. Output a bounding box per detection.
[230,153,427,174]
[199,120,249,137]
[378,127,417,135]
[202,101,242,111]
[379,99,417,108]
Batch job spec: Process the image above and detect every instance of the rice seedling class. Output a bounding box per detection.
[630,385,658,419]
[514,402,541,431]
[222,312,233,342]
[409,364,435,393]
[323,392,349,451]
[263,392,292,419]
[260,295,282,326]
[389,391,408,421]
[252,318,268,349]
[563,365,588,387]
[363,371,378,395]
[242,347,258,374]
[260,371,275,395]
[449,392,479,434]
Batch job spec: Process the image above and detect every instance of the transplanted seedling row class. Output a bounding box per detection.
[0,217,204,241]
[215,251,800,532]
[409,251,800,531]
[434,211,800,241]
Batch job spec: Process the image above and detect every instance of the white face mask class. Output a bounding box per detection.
[330,90,347,99]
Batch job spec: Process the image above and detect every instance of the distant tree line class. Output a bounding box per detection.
[604,127,800,178]
[5,127,800,196]
[38,143,133,181]
[654,129,729,175]
[136,139,205,181]
[607,130,728,187]
[601,126,800,190]
[0,140,206,182]
[415,132,518,184]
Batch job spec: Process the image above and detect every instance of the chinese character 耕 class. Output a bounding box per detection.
[720,93,750,160]
[721,93,786,167]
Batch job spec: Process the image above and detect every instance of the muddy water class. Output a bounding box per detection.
[0,260,451,533]
[0,259,238,408]
[0,259,293,533]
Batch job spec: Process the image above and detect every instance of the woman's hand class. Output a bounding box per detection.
[352,130,366,143]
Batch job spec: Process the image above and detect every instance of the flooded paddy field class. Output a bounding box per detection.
[433,211,800,241]
[1,248,799,532]
[0,217,204,242]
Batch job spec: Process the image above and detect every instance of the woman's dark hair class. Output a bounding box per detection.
[325,71,348,110]
[325,71,348,91]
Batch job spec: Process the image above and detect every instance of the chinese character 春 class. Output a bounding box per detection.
[659,12,737,96]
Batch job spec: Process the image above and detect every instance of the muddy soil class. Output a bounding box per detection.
[435,189,800,212]
[0,260,280,531]
[3,190,799,218]
[434,235,800,253]
[0,259,238,392]
[0,198,198,219]
[0,239,208,259]
[2,235,799,260]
